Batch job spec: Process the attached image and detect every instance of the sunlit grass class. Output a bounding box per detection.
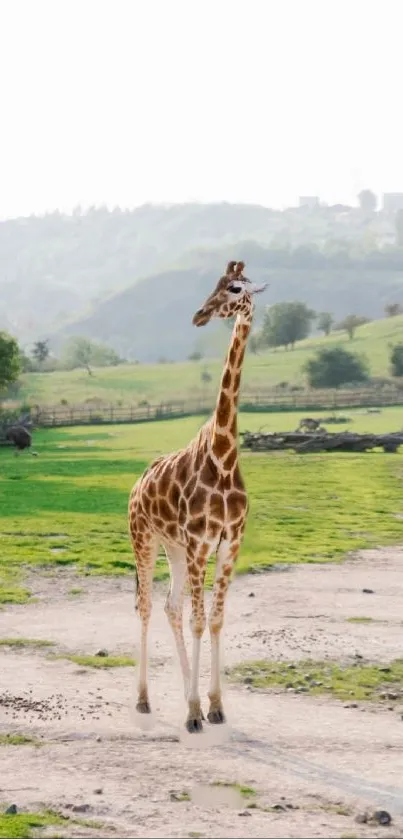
[52,653,136,668]
[228,659,403,701]
[0,409,403,602]
[16,313,403,405]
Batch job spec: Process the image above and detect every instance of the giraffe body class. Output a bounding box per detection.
[128,261,267,731]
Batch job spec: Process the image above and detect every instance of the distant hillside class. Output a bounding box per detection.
[1,201,402,355]
[17,313,403,407]
[51,241,403,361]
[0,203,275,343]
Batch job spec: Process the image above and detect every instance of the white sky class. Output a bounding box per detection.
[0,0,402,219]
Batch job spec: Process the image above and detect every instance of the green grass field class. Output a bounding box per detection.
[15,314,403,406]
[1,408,403,604]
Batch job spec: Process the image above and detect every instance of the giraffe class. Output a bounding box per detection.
[128,260,267,732]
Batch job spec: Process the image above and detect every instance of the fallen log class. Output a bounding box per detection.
[240,430,403,454]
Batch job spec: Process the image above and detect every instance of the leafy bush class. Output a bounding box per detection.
[390,343,403,377]
[304,347,369,389]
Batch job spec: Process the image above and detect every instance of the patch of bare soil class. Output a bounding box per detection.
[1,548,403,837]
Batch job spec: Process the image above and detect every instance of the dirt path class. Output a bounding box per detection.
[1,548,403,837]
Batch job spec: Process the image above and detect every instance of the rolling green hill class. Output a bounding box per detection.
[16,313,403,407]
[50,241,403,362]
[3,203,403,362]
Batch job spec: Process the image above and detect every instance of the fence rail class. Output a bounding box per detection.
[26,387,403,428]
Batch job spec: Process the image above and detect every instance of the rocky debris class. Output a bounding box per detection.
[4,804,17,815]
[356,810,393,826]
[362,588,374,594]
[373,810,392,826]
[95,649,109,657]
[0,689,104,722]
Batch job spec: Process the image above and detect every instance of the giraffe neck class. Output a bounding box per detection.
[210,313,252,462]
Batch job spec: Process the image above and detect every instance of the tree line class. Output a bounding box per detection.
[247,300,403,353]
[0,332,126,394]
[2,294,403,398]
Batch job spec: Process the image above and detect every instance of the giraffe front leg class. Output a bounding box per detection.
[207,537,240,725]
[186,541,209,733]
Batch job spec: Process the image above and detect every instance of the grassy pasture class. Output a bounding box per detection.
[15,314,403,406]
[1,408,403,604]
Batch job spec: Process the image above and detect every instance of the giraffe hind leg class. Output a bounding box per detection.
[163,543,191,701]
[131,531,158,715]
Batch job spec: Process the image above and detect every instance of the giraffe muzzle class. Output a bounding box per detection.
[192,308,211,327]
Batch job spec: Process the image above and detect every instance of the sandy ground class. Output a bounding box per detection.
[1,548,403,837]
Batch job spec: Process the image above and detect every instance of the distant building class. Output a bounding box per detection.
[298,196,320,209]
[382,193,403,213]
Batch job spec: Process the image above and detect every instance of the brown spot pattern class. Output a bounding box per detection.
[213,434,232,457]
[222,369,231,389]
[216,392,231,427]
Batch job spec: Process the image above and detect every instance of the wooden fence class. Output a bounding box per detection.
[27,386,403,428]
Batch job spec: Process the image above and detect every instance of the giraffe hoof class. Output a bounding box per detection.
[207,708,226,724]
[185,717,203,733]
[136,700,151,714]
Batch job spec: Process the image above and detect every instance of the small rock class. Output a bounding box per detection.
[373,809,392,826]
[72,804,90,813]
[355,813,368,824]
[5,805,17,815]
[95,649,108,657]
[93,788,103,795]
[272,804,286,812]
[96,736,102,742]
[248,592,255,598]
[243,677,253,685]
[362,588,374,594]
[238,810,252,817]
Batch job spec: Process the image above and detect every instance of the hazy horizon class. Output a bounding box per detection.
[1,0,402,220]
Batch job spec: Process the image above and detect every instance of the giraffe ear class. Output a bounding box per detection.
[226,261,237,276]
[234,261,245,276]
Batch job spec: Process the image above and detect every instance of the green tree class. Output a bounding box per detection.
[60,337,122,374]
[304,346,369,388]
[90,342,122,367]
[261,302,315,350]
[385,303,403,318]
[248,333,261,354]
[358,189,377,213]
[61,337,94,375]
[0,331,21,392]
[337,314,369,340]
[317,312,334,336]
[200,369,212,385]
[390,343,403,376]
[19,350,34,372]
[32,339,50,366]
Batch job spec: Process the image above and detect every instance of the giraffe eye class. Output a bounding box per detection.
[228,284,242,295]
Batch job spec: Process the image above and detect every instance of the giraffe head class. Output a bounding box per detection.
[192,261,268,327]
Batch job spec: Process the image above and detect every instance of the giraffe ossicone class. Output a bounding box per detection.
[128,260,267,732]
